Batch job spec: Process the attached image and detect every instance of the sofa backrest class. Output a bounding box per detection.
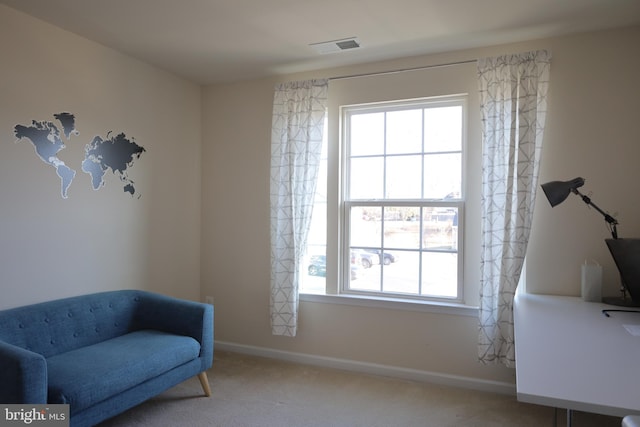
[0,290,145,358]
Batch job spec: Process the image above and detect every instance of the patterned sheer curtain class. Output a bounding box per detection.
[270,79,328,337]
[477,51,551,366]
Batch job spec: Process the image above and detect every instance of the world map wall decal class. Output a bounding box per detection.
[12,112,146,199]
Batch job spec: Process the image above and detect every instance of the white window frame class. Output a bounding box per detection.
[338,95,467,303]
[299,62,481,314]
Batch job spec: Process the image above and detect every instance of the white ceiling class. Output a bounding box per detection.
[2,0,640,85]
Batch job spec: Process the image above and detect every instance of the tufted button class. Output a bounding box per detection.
[95,328,100,333]
[68,312,73,318]
[114,322,119,327]
[18,324,25,329]
[44,318,50,323]
[50,340,55,345]
[73,333,79,338]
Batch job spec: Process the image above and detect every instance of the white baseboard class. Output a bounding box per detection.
[214,340,516,396]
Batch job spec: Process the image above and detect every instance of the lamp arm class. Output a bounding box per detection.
[572,189,619,239]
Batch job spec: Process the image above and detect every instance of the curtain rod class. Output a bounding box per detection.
[328,58,478,81]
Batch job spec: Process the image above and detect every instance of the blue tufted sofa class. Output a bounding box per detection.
[0,290,214,427]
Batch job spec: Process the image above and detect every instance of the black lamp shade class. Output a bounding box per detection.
[541,177,585,207]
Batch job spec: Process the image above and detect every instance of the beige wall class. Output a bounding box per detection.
[202,25,640,386]
[0,5,202,308]
[528,26,640,296]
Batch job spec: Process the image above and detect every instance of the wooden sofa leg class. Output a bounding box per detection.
[198,371,212,397]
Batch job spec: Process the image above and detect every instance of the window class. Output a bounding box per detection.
[300,62,480,306]
[302,95,467,303]
[341,96,465,302]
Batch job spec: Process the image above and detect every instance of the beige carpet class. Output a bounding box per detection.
[97,350,621,427]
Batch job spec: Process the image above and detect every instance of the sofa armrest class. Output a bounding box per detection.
[133,292,214,370]
[0,340,47,403]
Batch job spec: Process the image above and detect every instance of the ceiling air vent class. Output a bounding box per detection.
[309,37,361,54]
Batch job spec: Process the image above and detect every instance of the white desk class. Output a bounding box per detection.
[514,290,640,422]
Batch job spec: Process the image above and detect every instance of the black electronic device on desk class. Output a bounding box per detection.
[604,238,640,307]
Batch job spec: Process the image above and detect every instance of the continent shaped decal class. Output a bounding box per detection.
[13,113,78,199]
[82,132,146,196]
[12,112,146,199]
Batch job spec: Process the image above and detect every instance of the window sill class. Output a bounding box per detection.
[299,292,478,317]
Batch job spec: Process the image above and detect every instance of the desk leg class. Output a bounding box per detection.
[553,408,573,427]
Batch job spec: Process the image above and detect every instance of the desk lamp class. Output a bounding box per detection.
[541,177,618,239]
[540,177,640,307]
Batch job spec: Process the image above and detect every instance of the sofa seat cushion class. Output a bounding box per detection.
[46,330,200,413]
